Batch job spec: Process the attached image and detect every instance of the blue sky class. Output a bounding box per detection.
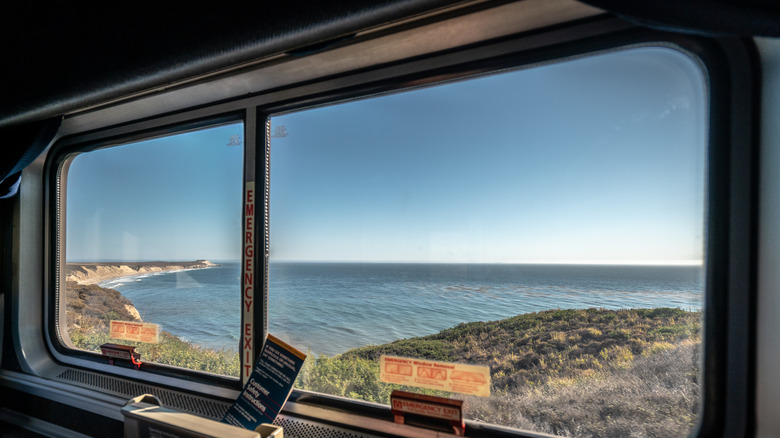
[269,47,706,264]
[66,46,706,264]
[66,123,244,262]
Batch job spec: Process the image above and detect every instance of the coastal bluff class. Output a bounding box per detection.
[65,260,217,285]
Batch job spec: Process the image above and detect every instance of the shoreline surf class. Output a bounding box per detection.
[65,260,219,285]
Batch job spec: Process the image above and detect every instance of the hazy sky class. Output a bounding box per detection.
[66,46,706,264]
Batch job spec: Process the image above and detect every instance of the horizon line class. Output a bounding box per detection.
[65,258,703,266]
[267,259,704,266]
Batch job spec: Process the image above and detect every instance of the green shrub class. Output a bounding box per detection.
[69,329,239,377]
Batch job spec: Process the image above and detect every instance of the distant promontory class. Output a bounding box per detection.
[65,260,218,285]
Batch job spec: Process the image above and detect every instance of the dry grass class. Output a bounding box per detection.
[309,308,701,437]
[344,308,700,392]
[65,281,140,333]
[464,341,699,437]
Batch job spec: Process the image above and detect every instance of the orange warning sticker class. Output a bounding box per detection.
[392,397,462,421]
[109,321,160,344]
[380,355,491,397]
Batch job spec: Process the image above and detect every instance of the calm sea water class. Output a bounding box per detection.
[102,262,703,356]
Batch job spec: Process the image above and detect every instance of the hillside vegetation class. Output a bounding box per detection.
[65,281,240,377]
[297,308,700,437]
[65,280,700,437]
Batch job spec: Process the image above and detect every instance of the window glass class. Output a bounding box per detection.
[269,47,706,436]
[62,122,244,378]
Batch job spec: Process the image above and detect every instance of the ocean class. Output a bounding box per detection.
[101,262,703,356]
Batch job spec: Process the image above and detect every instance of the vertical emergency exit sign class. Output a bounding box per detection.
[242,181,255,382]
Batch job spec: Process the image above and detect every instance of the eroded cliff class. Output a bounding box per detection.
[65,260,217,285]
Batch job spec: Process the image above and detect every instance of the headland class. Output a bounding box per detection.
[65,260,218,285]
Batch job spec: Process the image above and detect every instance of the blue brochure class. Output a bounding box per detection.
[222,334,306,430]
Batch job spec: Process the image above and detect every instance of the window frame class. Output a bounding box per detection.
[253,31,757,437]
[46,111,250,391]
[37,18,756,437]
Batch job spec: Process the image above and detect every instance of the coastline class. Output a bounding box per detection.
[65,260,218,285]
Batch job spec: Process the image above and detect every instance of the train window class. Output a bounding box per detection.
[59,121,244,378]
[269,46,706,436]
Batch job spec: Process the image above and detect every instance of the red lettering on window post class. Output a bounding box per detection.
[242,183,256,384]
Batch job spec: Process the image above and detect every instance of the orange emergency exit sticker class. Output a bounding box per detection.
[109,320,160,344]
[380,355,491,397]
